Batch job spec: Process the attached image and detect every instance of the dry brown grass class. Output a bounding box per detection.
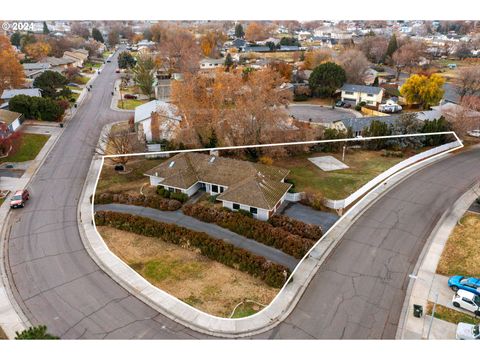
[98,226,278,317]
[437,213,480,277]
[0,326,7,339]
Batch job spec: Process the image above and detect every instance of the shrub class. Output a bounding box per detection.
[355,104,362,111]
[9,95,65,122]
[301,192,326,211]
[259,156,273,166]
[381,150,404,158]
[285,178,296,193]
[182,204,315,259]
[359,101,366,106]
[268,214,322,241]
[170,192,189,203]
[238,209,253,218]
[95,191,182,211]
[95,211,289,288]
[208,195,218,203]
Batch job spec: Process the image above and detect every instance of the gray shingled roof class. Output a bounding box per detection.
[1,88,42,100]
[22,63,51,71]
[339,114,402,132]
[341,84,383,95]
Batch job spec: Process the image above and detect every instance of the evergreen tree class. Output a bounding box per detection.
[92,28,104,43]
[386,34,398,58]
[10,32,21,47]
[15,325,59,340]
[234,23,244,38]
[224,53,233,70]
[42,22,50,35]
[308,62,346,98]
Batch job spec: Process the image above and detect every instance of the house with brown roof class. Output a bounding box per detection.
[0,109,23,135]
[145,153,292,220]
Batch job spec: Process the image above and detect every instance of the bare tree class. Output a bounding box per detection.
[359,36,388,63]
[392,41,426,78]
[96,127,140,170]
[445,96,480,136]
[338,49,370,84]
[456,67,480,100]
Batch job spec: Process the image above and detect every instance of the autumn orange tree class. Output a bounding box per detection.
[171,68,294,151]
[200,30,226,58]
[245,22,269,42]
[303,49,333,70]
[24,41,52,61]
[0,35,25,96]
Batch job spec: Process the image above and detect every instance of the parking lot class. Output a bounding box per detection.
[288,104,361,124]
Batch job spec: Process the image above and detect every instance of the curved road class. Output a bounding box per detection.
[3,49,480,338]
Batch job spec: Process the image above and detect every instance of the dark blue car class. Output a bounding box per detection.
[448,276,480,295]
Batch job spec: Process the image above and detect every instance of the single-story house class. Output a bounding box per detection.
[63,50,88,67]
[340,84,384,106]
[134,100,181,143]
[0,109,24,133]
[199,58,225,70]
[244,45,271,53]
[22,62,51,80]
[1,88,42,102]
[44,56,76,71]
[145,152,292,220]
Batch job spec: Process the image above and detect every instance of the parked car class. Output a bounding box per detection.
[106,59,111,63]
[123,94,138,100]
[456,323,480,340]
[10,189,29,209]
[335,100,345,107]
[343,103,351,108]
[467,130,480,138]
[67,82,79,87]
[115,68,121,73]
[452,290,480,315]
[448,276,480,295]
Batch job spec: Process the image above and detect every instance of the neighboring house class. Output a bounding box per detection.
[134,100,181,143]
[0,109,24,134]
[340,84,384,106]
[333,114,401,137]
[1,88,42,102]
[45,56,76,71]
[22,62,52,80]
[63,50,88,67]
[145,152,292,220]
[244,45,271,53]
[199,58,225,70]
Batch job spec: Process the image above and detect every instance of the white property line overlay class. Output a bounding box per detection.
[91,131,463,331]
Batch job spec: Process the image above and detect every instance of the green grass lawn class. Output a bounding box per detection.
[0,197,5,206]
[230,302,262,318]
[274,150,404,200]
[117,99,148,110]
[84,61,102,69]
[427,302,479,325]
[102,51,113,59]
[75,76,90,85]
[0,133,50,164]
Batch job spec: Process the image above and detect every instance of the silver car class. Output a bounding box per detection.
[456,323,480,340]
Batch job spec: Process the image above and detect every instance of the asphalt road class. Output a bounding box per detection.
[3,48,480,339]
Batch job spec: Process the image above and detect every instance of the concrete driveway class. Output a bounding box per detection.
[288,104,361,124]
[282,203,339,232]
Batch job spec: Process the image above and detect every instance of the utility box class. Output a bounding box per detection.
[413,304,423,318]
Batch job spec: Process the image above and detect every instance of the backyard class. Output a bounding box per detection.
[274,149,405,200]
[437,213,480,277]
[0,133,50,164]
[97,226,278,317]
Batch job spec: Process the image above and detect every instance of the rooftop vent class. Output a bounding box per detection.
[168,161,175,168]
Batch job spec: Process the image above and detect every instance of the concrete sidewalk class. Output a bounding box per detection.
[95,203,299,271]
[398,181,480,340]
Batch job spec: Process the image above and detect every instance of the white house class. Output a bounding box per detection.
[0,109,23,133]
[199,58,225,70]
[145,152,292,221]
[134,100,181,143]
[340,84,384,107]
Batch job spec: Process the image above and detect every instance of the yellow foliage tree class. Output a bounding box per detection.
[24,41,52,61]
[245,22,268,42]
[400,73,445,109]
[0,35,25,95]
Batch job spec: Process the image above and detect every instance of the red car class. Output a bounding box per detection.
[123,94,138,99]
[10,189,30,209]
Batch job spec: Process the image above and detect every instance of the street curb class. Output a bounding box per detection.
[77,125,462,338]
[396,179,480,339]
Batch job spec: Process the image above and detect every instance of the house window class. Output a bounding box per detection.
[233,203,240,210]
[250,207,258,214]
[219,186,224,193]
[345,91,354,95]
[367,93,374,97]
[168,187,174,192]
[212,185,218,193]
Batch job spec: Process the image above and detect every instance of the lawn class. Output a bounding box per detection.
[96,157,164,194]
[102,51,113,59]
[273,150,404,200]
[84,61,102,69]
[427,302,479,325]
[75,76,90,85]
[117,99,148,110]
[437,213,480,277]
[0,133,50,164]
[98,226,277,317]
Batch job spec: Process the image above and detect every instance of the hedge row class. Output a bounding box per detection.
[95,192,182,211]
[268,214,322,241]
[156,187,189,203]
[182,204,315,259]
[95,211,289,288]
